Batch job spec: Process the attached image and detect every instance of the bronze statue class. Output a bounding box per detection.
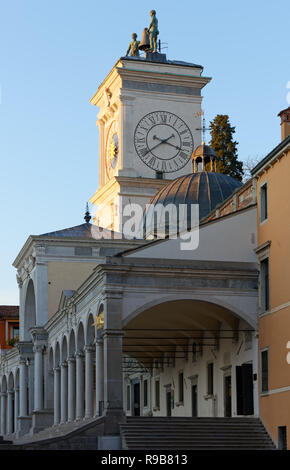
[126,33,140,57]
[148,10,159,53]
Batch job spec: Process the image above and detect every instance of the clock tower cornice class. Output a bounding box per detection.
[117,66,211,91]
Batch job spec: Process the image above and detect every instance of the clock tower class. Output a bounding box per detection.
[89,54,211,232]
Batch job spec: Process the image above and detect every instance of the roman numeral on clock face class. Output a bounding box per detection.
[139,147,149,158]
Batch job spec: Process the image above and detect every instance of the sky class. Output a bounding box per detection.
[0,0,289,305]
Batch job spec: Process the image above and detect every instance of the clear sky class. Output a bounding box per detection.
[0,0,289,305]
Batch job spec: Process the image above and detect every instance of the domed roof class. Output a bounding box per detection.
[143,171,242,237]
[193,143,217,159]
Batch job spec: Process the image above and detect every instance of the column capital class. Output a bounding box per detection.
[68,356,76,364]
[33,344,45,354]
[0,391,7,397]
[84,345,94,353]
[19,356,27,365]
[53,367,60,373]
[61,361,68,368]
[76,351,84,359]
[8,390,14,396]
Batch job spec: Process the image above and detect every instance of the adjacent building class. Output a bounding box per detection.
[252,107,290,450]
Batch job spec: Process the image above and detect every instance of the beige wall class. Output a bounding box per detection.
[47,261,97,318]
[257,147,290,448]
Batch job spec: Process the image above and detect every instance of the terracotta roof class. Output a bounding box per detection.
[0,306,19,319]
[39,222,120,240]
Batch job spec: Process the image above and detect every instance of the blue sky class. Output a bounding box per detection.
[0,0,289,304]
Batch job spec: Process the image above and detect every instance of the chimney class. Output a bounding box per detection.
[278,106,290,141]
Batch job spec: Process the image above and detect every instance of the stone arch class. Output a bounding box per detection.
[61,336,68,363]
[8,372,14,392]
[69,329,76,357]
[48,347,54,371]
[23,279,36,341]
[1,375,7,393]
[123,293,257,330]
[76,322,85,354]
[15,369,20,390]
[54,342,60,368]
[86,313,96,347]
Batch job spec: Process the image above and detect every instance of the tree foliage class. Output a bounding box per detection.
[209,115,244,181]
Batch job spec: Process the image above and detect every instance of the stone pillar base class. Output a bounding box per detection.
[30,409,54,434]
[16,416,32,438]
[104,408,125,435]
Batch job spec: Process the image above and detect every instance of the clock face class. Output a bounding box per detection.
[134,111,194,173]
[106,121,119,179]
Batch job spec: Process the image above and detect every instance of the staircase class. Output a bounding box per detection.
[120,417,276,450]
[0,435,22,450]
[13,416,105,450]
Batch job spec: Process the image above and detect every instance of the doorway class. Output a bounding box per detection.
[224,375,232,417]
[132,382,140,416]
[236,363,254,415]
[166,390,172,417]
[191,384,198,417]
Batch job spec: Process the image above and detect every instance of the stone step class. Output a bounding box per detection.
[121,417,276,450]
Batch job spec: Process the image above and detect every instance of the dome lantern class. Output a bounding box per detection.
[192,143,217,173]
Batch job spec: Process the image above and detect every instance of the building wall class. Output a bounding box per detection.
[126,206,257,263]
[47,261,97,318]
[124,321,257,418]
[256,147,290,448]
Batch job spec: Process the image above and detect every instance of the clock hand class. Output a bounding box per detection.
[153,134,175,143]
[153,135,182,151]
[142,134,177,156]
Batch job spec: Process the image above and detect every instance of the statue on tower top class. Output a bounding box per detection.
[125,33,140,57]
[148,9,159,53]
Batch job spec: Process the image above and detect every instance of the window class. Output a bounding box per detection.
[260,182,268,222]
[12,326,19,339]
[261,349,269,393]
[278,426,287,450]
[126,385,131,411]
[207,363,214,395]
[178,371,184,403]
[156,171,163,180]
[143,379,148,407]
[155,379,160,409]
[261,258,270,312]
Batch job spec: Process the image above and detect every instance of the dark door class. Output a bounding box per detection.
[133,382,140,416]
[191,384,198,417]
[242,363,254,415]
[224,375,232,417]
[166,390,172,417]
[236,363,254,415]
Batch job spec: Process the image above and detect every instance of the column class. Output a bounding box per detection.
[14,387,19,433]
[28,358,34,415]
[103,330,124,412]
[19,358,28,417]
[95,339,104,416]
[67,357,76,422]
[34,345,43,411]
[76,352,84,420]
[0,392,6,435]
[7,391,14,434]
[85,346,94,418]
[53,367,60,425]
[60,362,68,423]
